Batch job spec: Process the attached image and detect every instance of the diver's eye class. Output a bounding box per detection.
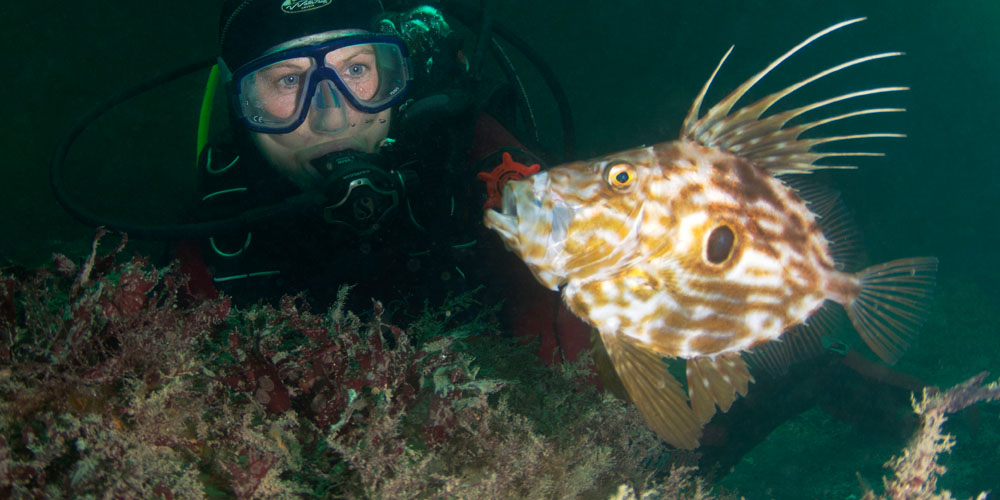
[705,225,736,264]
[604,161,636,191]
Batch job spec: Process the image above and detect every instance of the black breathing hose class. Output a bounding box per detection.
[468,0,493,77]
[440,0,576,161]
[48,57,334,240]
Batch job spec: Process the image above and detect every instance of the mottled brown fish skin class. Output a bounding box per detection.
[556,140,839,360]
[483,18,937,450]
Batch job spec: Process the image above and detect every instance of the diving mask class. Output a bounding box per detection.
[228,32,412,134]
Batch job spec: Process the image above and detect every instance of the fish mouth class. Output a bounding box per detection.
[484,175,572,261]
[482,173,583,290]
[483,183,522,248]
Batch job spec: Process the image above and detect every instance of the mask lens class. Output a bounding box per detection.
[238,56,316,128]
[323,42,408,108]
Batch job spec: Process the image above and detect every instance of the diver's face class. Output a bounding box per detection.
[250,42,392,190]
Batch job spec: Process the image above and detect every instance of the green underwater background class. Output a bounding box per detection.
[2,0,999,498]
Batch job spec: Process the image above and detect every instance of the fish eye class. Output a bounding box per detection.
[604,161,636,191]
[705,225,736,264]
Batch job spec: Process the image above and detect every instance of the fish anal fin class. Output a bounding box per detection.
[846,257,938,364]
[745,300,851,375]
[686,353,754,425]
[601,332,702,449]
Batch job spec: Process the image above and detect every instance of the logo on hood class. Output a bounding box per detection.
[281,0,333,13]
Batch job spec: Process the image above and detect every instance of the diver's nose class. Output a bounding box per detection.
[308,80,350,134]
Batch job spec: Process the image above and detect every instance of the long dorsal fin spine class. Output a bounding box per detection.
[705,53,904,142]
[682,17,868,141]
[680,17,909,175]
[720,91,908,152]
[682,45,733,137]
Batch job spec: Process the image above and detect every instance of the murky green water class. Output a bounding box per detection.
[4,1,997,497]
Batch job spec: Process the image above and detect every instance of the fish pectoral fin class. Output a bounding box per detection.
[686,353,754,425]
[846,257,938,364]
[601,332,702,449]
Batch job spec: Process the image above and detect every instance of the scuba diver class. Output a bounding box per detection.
[171,0,594,354]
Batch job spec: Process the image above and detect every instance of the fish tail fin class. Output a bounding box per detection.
[686,353,754,425]
[601,333,702,449]
[846,257,938,364]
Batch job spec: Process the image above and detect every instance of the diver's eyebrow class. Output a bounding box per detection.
[256,61,310,74]
[343,44,376,54]
[338,45,376,61]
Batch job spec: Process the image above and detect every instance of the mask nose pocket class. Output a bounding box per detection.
[309,80,349,134]
[315,80,340,109]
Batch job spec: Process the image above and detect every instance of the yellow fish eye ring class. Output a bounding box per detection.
[604,161,637,191]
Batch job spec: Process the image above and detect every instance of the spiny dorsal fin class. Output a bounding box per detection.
[600,332,702,449]
[779,175,868,272]
[686,353,754,425]
[680,18,906,175]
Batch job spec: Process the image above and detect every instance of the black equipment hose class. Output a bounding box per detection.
[48,57,333,240]
[440,0,576,161]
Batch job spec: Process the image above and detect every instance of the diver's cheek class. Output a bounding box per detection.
[356,108,392,153]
